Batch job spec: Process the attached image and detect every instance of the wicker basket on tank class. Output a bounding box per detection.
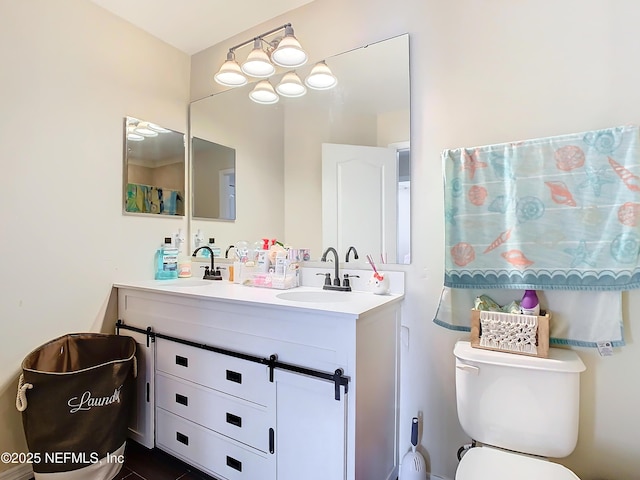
[470,309,550,358]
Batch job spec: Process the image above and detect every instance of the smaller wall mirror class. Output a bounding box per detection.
[123,116,185,216]
[192,137,236,220]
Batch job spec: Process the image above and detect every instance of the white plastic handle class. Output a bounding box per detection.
[456,364,480,374]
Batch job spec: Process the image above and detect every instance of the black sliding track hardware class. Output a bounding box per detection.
[116,320,350,401]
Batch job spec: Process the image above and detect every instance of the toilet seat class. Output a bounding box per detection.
[456,446,580,480]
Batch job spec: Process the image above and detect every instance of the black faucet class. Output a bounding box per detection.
[345,246,359,262]
[192,246,222,280]
[225,245,235,258]
[320,247,351,291]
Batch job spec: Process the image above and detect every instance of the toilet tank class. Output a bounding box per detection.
[454,341,586,458]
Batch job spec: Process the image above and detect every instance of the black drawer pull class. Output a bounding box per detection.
[226,412,242,427]
[175,355,188,367]
[226,369,242,384]
[175,393,188,406]
[226,455,242,472]
[176,432,189,445]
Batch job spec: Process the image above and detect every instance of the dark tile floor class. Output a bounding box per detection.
[113,441,216,480]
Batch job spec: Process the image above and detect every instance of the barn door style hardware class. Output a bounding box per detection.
[116,320,350,400]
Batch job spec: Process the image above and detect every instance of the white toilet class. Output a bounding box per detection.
[453,340,586,480]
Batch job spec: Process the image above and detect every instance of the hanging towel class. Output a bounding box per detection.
[443,125,640,290]
[125,183,183,215]
[433,287,625,348]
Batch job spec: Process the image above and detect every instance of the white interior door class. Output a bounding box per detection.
[322,143,397,262]
[218,168,235,220]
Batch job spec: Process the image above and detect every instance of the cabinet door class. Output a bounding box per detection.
[120,330,155,448]
[275,370,347,480]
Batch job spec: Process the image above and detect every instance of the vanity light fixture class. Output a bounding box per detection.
[275,71,307,97]
[133,122,159,137]
[241,39,276,78]
[213,23,336,104]
[126,119,171,142]
[305,61,338,90]
[249,80,280,104]
[270,24,307,68]
[127,131,144,142]
[214,23,307,87]
[214,51,248,86]
[147,122,172,133]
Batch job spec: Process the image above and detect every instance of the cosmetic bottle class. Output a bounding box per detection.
[520,290,540,316]
[256,238,271,273]
[155,237,178,280]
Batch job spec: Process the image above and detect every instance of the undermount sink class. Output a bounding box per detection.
[276,290,353,303]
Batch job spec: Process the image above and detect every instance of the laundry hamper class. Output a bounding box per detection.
[16,333,136,480]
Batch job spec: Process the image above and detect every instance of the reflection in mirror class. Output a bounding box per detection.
[190,34,410,263]
[192,137,236,220]
[123,116,185,216]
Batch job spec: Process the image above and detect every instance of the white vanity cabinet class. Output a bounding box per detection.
[116,283,402,480]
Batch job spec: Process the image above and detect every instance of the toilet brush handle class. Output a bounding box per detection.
[411,417,419,448]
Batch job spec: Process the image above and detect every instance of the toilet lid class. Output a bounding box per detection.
[456,447,580,480]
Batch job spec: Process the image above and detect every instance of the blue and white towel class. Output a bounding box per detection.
[443,125,640,290]
[436,125,640,347]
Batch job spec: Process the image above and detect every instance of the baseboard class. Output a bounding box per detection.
[0,464,33,480]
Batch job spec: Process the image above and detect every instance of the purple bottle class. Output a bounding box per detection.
[520,290,540,315]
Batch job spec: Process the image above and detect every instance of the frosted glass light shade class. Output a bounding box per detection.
[305,61,338,90]
[242,39,275,78]
[275,71,307,97]
[214,54,247,86]
[271,26,307,68]
[133,122,158,137]
[127,132,144,142]
[147,123,171,133]
[249,80,279,104]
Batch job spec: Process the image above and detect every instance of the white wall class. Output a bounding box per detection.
[0,0,190,472]
[2,1,639,478]
[191,1,640,479]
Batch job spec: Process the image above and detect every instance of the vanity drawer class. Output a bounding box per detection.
[156,338,274,406]
[156,372,274,453]
[157,408,275,480]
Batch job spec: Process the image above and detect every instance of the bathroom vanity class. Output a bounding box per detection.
[114,276,403,480]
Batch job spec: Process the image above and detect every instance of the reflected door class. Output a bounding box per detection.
[322,143,397,261]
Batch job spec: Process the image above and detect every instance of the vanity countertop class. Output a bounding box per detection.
[113,279,403,316]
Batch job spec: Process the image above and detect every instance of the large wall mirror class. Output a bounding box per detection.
[190,33,410,263]
[123,116,185,216]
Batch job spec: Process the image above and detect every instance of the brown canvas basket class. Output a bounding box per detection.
[17,333,136,474]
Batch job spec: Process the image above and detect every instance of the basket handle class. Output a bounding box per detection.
[15,374,33,412]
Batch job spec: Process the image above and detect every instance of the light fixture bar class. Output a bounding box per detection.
[226,23,293,54]
[215,23,307,87]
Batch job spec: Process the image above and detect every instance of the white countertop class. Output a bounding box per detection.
[114,278,404,316]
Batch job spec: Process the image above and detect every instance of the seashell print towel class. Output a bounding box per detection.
[443,125,640,291]
[437,125,639,347]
